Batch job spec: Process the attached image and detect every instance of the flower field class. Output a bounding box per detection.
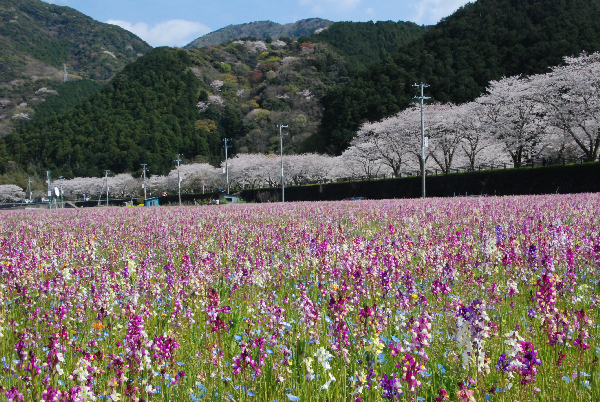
[1,194,599,402]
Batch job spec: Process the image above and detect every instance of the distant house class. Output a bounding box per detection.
[144,197,159,207]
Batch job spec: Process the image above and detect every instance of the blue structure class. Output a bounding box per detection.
[144,197,159,207]
[219,194,240,203]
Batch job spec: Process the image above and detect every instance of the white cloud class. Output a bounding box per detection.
[106,19,212,47]
[410,0,471,25]
[299,0,361,13]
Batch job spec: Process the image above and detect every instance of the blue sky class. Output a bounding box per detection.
[44,0,472,47]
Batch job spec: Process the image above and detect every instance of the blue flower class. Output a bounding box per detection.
[286,394,300,401]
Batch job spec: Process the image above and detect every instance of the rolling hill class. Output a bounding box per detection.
[0,0,152,135]
[0,40,351,177]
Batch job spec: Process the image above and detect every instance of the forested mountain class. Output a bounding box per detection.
[317,0,600,154]
[1,39,351,177]
[185,19,333,48]
[311,21,429,70]
[0,0,151,135]
[3,0,599,177]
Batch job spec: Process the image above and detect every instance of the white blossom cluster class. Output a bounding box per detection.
[210,80,224,92]
[223,153,349,189]
[0,184,25,202]
[11,112,30,121]
[232,40,268,53]
[35,87,58,95]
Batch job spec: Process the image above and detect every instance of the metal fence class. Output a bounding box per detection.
[182,156,598,193]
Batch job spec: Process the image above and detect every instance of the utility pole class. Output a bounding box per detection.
[64,65,68,82]
[413,83,430,198]
[278,124,288,202]
[46,171,51,210]
[59,176,64,208]
[141,164,147,200]
[105,170,110,207]
[27,177,32,201]
[175,154,182,206]
[224,138,232,194]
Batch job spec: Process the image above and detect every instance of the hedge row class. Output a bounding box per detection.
[239,162,600,202]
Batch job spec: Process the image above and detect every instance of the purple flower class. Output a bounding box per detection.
[495,354,511,372]
[4,387,24,402]
[381,373,403,399]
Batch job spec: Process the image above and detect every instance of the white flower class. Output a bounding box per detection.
[321,372,336,390]
[314,347,333,371]
[303,356,314,375]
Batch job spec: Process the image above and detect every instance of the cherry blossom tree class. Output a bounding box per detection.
[0,184,25,202]
[145,175,168,196]
[284,154,340,184]
[531,52,600,162]
[226,154,277,189]
[477,75,549,168]
[223,153,348,189]
[353,106,435,177]
[107,174,140,198]
[60,177,105,199]
[61,174,139,199]
[342,140,387,179]
[427,103,468,173]
[355,122,411,178]
[167,163,222,193]
[455,102,505,170]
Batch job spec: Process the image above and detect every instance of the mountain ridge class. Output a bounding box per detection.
[185,18,333,48]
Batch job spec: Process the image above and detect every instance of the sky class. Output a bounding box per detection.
[43,0,472,47]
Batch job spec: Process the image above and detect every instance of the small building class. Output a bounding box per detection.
[218,194,240,204]
[144,197,159,207]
